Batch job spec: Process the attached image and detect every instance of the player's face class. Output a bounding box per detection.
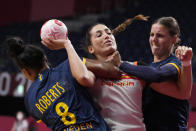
[149,23,177,60]
[88,24,117,60]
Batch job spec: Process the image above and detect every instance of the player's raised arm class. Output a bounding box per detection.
[42,38,96,88]
[176,46,193,98]
[150,46,193,99]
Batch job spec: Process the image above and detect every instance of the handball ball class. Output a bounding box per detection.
[40,19,68,40]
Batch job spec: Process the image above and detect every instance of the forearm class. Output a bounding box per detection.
[151,64,193,100]
[119,62,178,82]
[151,82,186,100]
[64,44,95,87]
[86,58,122,79]
[177,63,193,99]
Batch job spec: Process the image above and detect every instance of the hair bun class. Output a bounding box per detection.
[5,37,25,57]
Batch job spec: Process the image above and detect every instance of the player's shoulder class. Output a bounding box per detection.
[52,59,71,74]
[169,54,180,61]
[167,54,181,67]
[52,59,76,82]
[54,59,69,69]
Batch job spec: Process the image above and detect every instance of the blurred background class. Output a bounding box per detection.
[0,0,196,130]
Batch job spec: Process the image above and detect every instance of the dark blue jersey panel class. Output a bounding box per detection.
[25,59,110,131]
[142,55,189,131]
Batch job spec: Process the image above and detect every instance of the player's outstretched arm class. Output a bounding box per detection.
[107,50,178,82]
[85,58,122,79]
[119,62,179,82]
[176,46,193,99]
[42,38,96,88]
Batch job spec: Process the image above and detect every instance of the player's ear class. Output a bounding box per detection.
[21,68,32,80]
[88,45,94,54]
[172,35,177,45]
[44,56,48,64]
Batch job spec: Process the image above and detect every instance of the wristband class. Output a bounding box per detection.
[182,61,191,67]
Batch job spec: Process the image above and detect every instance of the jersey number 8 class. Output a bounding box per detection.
[56,102,76,125]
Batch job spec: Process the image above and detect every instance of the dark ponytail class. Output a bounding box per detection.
[5,37,46,71]
[6,37,25,57]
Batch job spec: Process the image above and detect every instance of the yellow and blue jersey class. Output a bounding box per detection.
[142,54,189,131]
[24,59,110,131]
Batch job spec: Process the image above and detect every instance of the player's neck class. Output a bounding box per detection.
[153,54,170,62]
[32,64,49,81]
[96,51,116,62]
[96,55,107,62]
[39,63,50,73]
